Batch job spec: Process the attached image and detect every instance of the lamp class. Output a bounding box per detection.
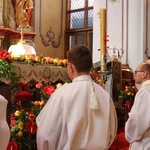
[109,0,120,3]
[8,29,36,56]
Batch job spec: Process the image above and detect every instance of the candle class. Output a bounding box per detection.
[100,8,107,71]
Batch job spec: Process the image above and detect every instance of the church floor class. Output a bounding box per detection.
[109,128,129,150]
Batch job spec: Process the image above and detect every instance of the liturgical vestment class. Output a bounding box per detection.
[125,80,150,150]
[36,75,117,150]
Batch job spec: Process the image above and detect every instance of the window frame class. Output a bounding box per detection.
[65,0,93,57]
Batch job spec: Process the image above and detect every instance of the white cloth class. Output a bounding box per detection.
[125,79,150,150]
[36,75,117,150]
[0,95,10,150]
[8,43,36,55]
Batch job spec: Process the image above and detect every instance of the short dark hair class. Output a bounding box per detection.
[67,45,93,73]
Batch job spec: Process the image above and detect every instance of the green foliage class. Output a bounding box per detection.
[0,59,18,82]
[118,86,137,109]
[0,59,19,105]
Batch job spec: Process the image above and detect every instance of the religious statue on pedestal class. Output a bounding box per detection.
[11,0,34,30]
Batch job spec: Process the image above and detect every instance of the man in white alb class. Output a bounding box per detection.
[36,45,117,150]
[125,62,150,150]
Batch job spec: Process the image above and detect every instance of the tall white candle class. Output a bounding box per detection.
[100,8,107,71]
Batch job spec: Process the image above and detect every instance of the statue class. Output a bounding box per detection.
[11,0,33,30]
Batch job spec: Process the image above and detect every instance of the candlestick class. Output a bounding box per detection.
[100,8,107,71]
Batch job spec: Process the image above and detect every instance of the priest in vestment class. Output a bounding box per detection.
[36,45,117,150]
[125,63,150,150]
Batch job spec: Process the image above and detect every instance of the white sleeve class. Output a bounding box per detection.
[125,90,150,143]
[36,92,63,150]
[107,98,118,148]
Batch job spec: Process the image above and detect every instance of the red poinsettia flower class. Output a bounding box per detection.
[0,50,10,60]
[44,85,55,96]
[26,122,37,135]
[16,91,32,101]
[7,141,18,150]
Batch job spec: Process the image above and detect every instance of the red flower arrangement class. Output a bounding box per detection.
[90,69,108,88]
[7,81,58,150]
[118,85,138,110]
[0,49,10,59]
[1,50,101,149]
[16,91,32,101]
[0,50,18,84]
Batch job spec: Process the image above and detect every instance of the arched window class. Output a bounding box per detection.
[65,0,94,56]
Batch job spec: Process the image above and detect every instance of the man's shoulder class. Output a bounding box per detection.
[53,83,72,95]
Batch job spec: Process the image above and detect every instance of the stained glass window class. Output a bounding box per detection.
[88,0,94,7]
[66,0,94,53]
[68,0,84,10]
[67,0,94,29]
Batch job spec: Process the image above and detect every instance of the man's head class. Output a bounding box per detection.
[134,62,150,84]
[67,45,93,80]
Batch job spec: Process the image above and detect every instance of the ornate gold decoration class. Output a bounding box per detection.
[12,0,33,31]
[17,28,25,44]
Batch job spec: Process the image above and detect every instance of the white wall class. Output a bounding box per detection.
[127,0,144,70]
[93,0,147,71]
[93,0,105,64]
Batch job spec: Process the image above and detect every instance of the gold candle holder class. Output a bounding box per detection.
[100,8,107,72]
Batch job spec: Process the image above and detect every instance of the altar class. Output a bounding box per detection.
[1,62,70,84]
[0,56,125,149]
[10,62,70,84]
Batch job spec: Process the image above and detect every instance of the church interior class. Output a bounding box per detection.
[0,0,149,149]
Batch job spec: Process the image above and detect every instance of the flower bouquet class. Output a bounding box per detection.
[118,85,138,110]
[7,82,61,150]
